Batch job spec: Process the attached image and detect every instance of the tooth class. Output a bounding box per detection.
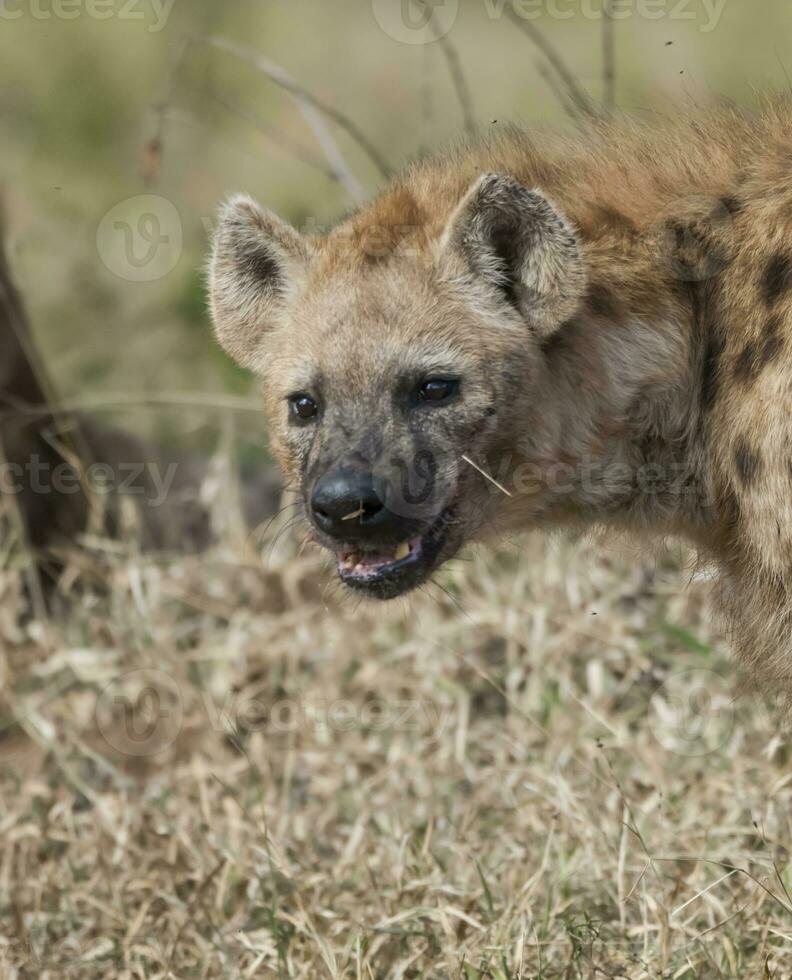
[394,541,410,561]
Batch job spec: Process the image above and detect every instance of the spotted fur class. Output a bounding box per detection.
[210,97,792,696]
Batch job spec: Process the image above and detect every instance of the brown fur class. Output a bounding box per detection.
[210,97,792,695]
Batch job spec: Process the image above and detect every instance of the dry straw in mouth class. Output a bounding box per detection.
[461,454,512,497]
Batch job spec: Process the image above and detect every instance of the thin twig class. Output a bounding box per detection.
[504,7,596,118]
[461,455,512,497]
[167,859,226,972]
[602,0,616,111]
[420,41,436,157]
[426,5,476,137]
[198,35,366,200]
[535,59,582,121]
[0,391,271,421]
[144,34,190,186]
[195,35,392,198]
[206,89,341,185]
[147,36,347,189]
[670,869,738,918]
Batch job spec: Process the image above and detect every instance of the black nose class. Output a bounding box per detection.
[311,469,395,539]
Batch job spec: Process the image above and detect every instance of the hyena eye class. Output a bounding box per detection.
[416,378,460,405]
[289,394,319,421]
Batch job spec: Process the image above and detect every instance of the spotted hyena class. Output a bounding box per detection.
[210,100,792,691]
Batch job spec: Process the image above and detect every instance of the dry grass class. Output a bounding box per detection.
[1,499,791,978]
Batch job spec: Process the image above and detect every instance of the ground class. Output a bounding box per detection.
[1,499,790,979]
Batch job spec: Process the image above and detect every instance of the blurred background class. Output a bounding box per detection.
[4,0,792,454]
[3,2,792,976]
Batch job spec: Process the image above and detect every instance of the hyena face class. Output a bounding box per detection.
[209,174,585,598]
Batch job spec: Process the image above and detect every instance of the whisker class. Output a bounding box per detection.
[248,500,300,546]
[428,578,474,622]
[263,514,304,564]
[418,583,444,611]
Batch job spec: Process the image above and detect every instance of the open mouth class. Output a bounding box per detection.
[332,509,455,599]
[338,536,423,580]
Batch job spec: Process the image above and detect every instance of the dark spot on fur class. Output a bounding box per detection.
[700,330,724,411]
[665,218,728,283]
[733,342,755,385]
[720,483,741,527]
[758,313,785,367]
[694,286,724,413]
[586,282,621,320]
[734,439,762,487]
[716,483,742,556]
[734,314,785,385]
[541,316,578,357]
[594,206,638,236]
[681,276,725,413]
[761,253,792,306]
[719,196,743,216]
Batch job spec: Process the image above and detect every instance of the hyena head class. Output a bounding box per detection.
[209,173,585,599]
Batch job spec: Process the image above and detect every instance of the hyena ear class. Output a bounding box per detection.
[209,194,311,371]
[441,173,585,336]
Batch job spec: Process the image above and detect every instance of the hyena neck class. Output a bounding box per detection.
[520,303,708,541]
